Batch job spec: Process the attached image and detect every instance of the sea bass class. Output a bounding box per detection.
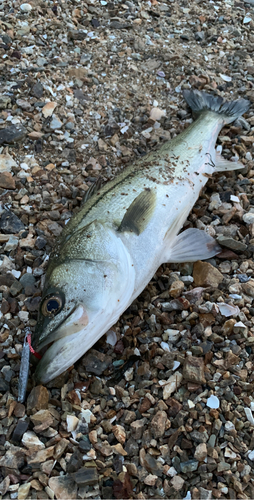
[31,90,249,383]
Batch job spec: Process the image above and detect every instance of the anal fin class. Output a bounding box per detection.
[165,228,221,263]
[118,188,156,235]
[215,153,244,172]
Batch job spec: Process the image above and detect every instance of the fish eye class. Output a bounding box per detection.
[41,295,63,317]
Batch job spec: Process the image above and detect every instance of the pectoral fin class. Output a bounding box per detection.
[215,153,244,172]
[165,228,221,263]
[118,189,157,235]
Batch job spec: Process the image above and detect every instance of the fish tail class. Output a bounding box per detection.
[183,89,250,124]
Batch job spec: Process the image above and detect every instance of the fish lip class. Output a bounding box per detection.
[34,304,78,351]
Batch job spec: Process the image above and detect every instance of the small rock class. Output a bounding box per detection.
[112,424,126,444]
[171,475,185,491]
[183,357,205,384]
[169,280,185,298]
[0,125,27,145]
[20,3,32,12]
[144,474,157,486]
[74,467,99,486]
[0,171,15,189]
[22,431,45,450]
[66,414,79,432]
[48,476,77,499]
[0,153,17,173]
[50,116,63,130]
[194,443,207,461]
[0,96,11,109]
[12,420,29,444]
[18,483,31,500]
[149,107,166,121]
[193,261,223,287]
[216,235,247,252]
[42,102,57,118]
[206,395,220,409]
[0,477,10,496]
[66,449,83,473]
[32,82,44,98]
[151,410,167,438]
[0,210,25,234]
[27,385,49,415]
[163,371,183,400]
[82,349,110,375]
[180,460,199,473]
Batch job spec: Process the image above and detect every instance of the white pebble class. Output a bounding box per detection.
[225,421,235,431]
[172,360,180,371]
[244,407,254,426]
[20,3,32,12]
[219,74,232,82]
[217,303,239,317]
[188,400,195,409]
[246,152,252,161]
[160,342,170,352]
[206,395,220,409]
[248,450,254,460]
[11,270,21,279]
[230,195,240,203]
[243,212,254,225]
[106,329,117,346]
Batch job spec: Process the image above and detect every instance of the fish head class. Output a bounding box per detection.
[33,223,135,383]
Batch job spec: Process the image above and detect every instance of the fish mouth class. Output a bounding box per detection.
[35,304,89,351]
[33,304,90,383]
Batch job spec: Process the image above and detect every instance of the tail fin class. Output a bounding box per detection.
[183,89,250,124]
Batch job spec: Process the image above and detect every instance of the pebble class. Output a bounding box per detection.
[162,371,183,400]
[48,477,77,499]
[217,235,247,252]
[243,212,254,224]
[17,483,31,500]
[0,125,27,145]
[50,116,63,130]
[20,3,32,12]
[183,357,205,384]
[180,460,199,473]
[0,153,17,173]
[22,431,45,450]
[194,443,207,461]
[193,261,223,287]
[206,395,220,409]
[0,172,15,189]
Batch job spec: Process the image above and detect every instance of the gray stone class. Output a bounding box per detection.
[20,273,36,287]
[0,209,24,235]
[82,349,111,375]
[74,467,98,486]
[32,82,44,98]
[180,459,199,473]
[50,116,63,130]
[0,96,11,109]
[216,235,247,252]
[0,125,27,145]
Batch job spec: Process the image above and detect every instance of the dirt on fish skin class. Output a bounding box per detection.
[0,0,254,499]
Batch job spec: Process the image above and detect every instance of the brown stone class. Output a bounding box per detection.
[193,261,223,287]
[48,476,77,499]
[138,397,152,414]
[183,357,205,384]
[27,386,49,415]
[0,171,15,189]
[14,403,25,418]
[150,411,167,438]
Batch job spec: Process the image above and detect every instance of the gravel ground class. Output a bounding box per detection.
[1,0,254,498]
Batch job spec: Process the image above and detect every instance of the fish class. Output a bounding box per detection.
[31,89,249,384]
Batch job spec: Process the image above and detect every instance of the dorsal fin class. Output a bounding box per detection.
[81,177,104,205]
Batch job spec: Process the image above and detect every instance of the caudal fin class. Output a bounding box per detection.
[183,89,250,125]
